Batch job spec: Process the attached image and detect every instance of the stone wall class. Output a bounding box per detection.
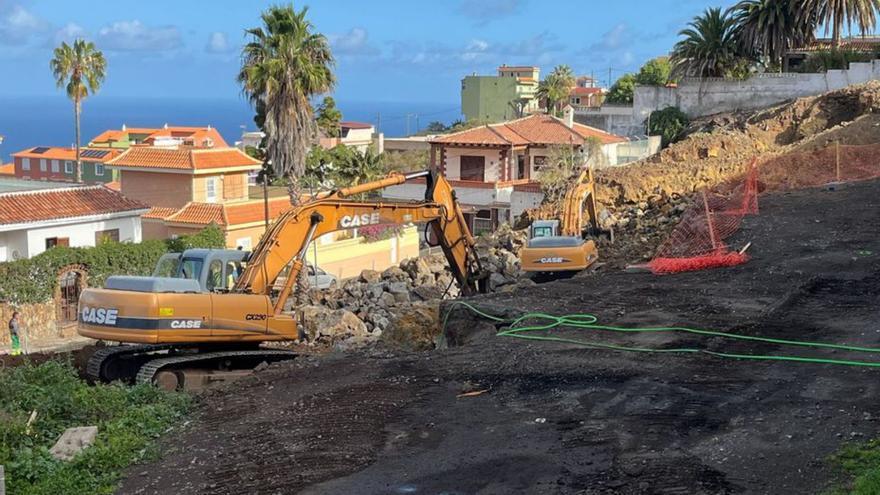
[0,301,64,347]
[579,60,880,135]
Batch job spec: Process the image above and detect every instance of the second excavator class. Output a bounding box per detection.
[520,166,607,275]
[79,171,487,389]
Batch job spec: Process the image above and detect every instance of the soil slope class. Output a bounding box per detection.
[117,178,880,494]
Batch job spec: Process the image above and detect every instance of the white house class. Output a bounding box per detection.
[0,181,149,261]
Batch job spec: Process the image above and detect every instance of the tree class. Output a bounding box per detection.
[536,138,605,205]
[803,0,880,48]
[731,0,817,68]
[635,57,673,85]
[316,96,342,137]
[671,7,744,78]
[646,106,690,147]
[606,73,636,104]
[538,64,576,115]
[238,5,335,203]
[49,39,106,183]
[508,97,531,118]
[425,121,448,133]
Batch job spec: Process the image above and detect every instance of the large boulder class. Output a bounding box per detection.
[299,305,369,344]
[381,302,441,351]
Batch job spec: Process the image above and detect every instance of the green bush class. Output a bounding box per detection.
[0,224,227,304]
[801,49,875,73]
[0,361,189,495]
[647,106,690,147]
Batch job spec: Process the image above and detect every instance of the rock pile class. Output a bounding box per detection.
[297,225,533,349]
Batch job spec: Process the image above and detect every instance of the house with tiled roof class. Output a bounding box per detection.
[89,124,228,149]
[104,145,285,248]
[317,121,382,153]
[10,147,121,184]
[382,109,627,233]
[0,182,148,261]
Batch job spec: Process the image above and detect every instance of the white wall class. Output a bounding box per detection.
[443,148,503,181]
[510,190,543,219]
[0,215,144,261]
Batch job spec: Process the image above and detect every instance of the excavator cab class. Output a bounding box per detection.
[530,220,560,239]
[149,249,249,292]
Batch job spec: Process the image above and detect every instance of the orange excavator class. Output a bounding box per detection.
[519,167,605,274]
[79,171,487,389]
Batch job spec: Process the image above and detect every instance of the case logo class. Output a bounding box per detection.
[170,319,202,329]
[537,257,569,264]
[339,212,380,228]
[80,306,119,325]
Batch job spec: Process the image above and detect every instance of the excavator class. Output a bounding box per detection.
[79,170,487,390]
[519,166,606,274]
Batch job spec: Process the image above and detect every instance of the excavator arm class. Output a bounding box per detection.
[560,167,600,237]
[235,170,487,314]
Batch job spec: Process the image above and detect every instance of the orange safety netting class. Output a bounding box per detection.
[648,143,880,275]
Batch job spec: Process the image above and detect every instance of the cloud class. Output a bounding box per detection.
[589,23,631,52]
[53,22,86,45]
[457,0,525,26]
[329,27,378,56]
[0,3,49,45]
[96,20,182,51]
[205,31,232,53]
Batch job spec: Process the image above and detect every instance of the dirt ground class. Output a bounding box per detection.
[118,179,880,495]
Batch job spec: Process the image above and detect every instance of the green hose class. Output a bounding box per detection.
[442,301,880,368]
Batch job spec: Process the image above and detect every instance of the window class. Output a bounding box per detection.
[51,160,60,173]
[459,155,486,181]
[206,259,223,291]
[21,158,30,171]
[225,261,244,289]
[95,163,105,176]
[39,159,47,172]
[65,161,74,174]
[205,177,218,203]
[95,228,119,244]
[45,237,69,249]
[472,209,493,235]
[236,237,252,250]
[179,257,204,280]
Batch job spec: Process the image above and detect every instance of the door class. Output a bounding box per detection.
[58,268,83,323]
[459,156,485,181]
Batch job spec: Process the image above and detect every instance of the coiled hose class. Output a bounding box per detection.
[442,301,880,368]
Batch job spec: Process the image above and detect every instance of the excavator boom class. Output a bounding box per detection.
[78,170,487,388]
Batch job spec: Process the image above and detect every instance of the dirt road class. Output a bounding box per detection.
[119,179,880,494]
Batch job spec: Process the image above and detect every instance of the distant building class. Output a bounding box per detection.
[382,111,626,233]
[461,65,541,123]
[318,121,383,152]
[0,180,148,261]
[89,124,228,149]
[783,37,880,71]
[10,147,121,184]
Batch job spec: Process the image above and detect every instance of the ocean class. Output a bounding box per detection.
[0,95,461,162]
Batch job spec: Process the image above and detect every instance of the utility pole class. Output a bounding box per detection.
[608,67,612,89]
[415,114,420,134]
[376,112,381,133]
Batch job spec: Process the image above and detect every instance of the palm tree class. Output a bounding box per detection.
[671,7,743,78]
[731,0,818,68]
[538,65,575,115]
[803,0,880,48]
[238,5,335,202]
[50,39,106,183]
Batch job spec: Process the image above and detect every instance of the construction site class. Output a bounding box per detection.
[7,81,880,494]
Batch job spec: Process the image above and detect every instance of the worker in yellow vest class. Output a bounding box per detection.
[9,311,21,356]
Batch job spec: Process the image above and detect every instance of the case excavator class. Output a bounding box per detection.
[79,171,487,390]
[520,167,607,274]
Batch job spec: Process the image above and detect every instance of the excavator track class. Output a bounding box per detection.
[86,344,176,383]
[135,349,297,389]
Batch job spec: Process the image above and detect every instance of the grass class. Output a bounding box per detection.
[828,439,880,495]
[0,360,190,495]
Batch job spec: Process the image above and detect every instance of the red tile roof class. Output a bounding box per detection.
[104,180,121,191]
[498,65,537,71]
[165,202,226,225]
[107,147,261,171]
[340,121,373,130]
[432,114,626,146]
[0,163,14,176]
[152,197,291,227]
[570,87,602,96]
[90,126,229,148]
[0,185,148,225]
[12,147,120,162]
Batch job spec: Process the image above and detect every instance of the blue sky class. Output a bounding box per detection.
[0,0,739,104]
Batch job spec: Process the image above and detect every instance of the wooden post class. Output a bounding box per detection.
[702,189,719,251]
[835,140,841,182]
